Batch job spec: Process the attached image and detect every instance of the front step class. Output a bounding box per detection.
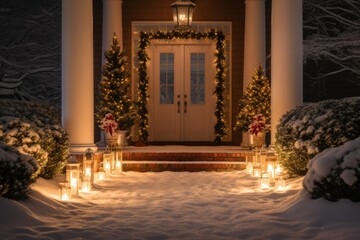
[120,146,249,172]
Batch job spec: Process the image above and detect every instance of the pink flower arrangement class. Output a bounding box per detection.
[248,114,268,136]
[100,113,118,136]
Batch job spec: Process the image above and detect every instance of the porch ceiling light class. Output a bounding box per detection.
[171,0,196,30]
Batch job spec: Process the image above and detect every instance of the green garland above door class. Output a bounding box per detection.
[137,29,227,144]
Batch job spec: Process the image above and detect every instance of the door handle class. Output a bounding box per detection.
[184,94,187,113]
[177,94,181,113]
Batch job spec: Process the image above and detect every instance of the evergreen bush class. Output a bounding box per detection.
[0,100,69,179]
[275,97,360,177]
[0,142,38,200]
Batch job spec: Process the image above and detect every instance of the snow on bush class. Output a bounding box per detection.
[303,137,360,202]
[0,142,38,200]
[0,117,47,179]
[275,97,360,176]
[0,100,69,179]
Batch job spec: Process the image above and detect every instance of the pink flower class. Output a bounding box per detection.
[100,113,118,136]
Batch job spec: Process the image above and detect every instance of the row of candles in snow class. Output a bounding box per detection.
[246,149,286,191]
[58,146,123,200]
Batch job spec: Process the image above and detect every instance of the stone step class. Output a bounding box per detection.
[85,146,252,172]
[120,147,248,171]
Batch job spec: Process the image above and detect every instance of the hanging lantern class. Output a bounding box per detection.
[58,182,71,200]
[83,148,95,185]
[66,156,80,196]
[171,0,196,30]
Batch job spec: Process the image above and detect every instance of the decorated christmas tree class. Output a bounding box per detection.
[96,33,136,133]
[234,64,270,131]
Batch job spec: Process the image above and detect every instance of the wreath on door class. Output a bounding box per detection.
[137,29,227,144]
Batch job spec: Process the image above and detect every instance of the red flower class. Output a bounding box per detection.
[248,114,267,136]
[100,113,118,136]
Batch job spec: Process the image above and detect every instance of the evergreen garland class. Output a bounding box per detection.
[96,33,136,132]
[137,29,227,143]
[234,64,271,131]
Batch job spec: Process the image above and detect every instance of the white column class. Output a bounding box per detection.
[102,0,123,64]
[271,0,303,144]
[243,0,266,88]
[62,0,97,153]
[241,0,266,147]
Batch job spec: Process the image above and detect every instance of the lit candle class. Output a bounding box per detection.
[253,166,262,177]
[70,177,77,188]
[260,173,270,189]
[275,175,286,191]
[85,167,91,177]
[95,171,105,181]
[275,164,283,175]
[82,180,91,192]
[62,193,70,200]
[246,161,253,174]
[59,182,71,201]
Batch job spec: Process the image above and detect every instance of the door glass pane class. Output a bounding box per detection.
[160,53,174,104]
[190,53,205,104]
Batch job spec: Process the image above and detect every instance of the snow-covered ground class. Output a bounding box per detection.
[1,171,360,240]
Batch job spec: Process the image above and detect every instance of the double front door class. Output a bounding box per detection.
[150,44,215,142]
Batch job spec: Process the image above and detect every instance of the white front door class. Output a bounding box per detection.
[150,44,214,142]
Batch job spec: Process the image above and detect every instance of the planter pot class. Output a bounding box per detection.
[253,132,265,148]
[105,132,117,146]
[116,130,127,147]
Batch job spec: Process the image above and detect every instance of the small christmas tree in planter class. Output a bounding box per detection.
[234,64,271,146]
[96,33,136,146]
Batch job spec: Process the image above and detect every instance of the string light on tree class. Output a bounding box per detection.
[96,33,136,135]
[234,64,271,132]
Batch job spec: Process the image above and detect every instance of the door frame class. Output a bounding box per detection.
[148,39,216,142]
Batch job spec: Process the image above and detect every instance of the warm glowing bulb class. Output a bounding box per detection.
[61,193,70,200]
[70,178,77,188]
[82,183,91,192]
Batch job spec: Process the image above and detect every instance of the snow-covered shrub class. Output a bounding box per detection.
[303,137,360,202]
[0,117,48,179]
[0,100,69,179]
[0,142,38,200]
[275,97,360,176]
[35,122,69,179]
